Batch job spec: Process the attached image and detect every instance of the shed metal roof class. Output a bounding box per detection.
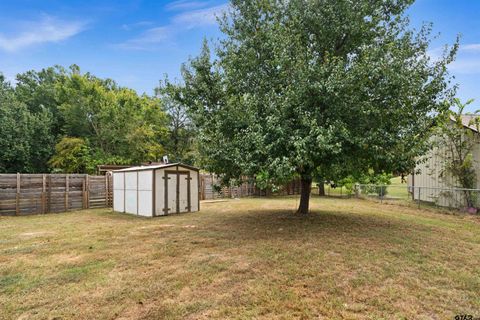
[112,163,199,173]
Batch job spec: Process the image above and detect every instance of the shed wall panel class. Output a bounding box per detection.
[125,172,137,190]
[138,170,153,191]
[125,190,137,214]
[124,172,138,214]
[113,189,124,212]
[113,172,124,190]
[138,191,152,216]
[113,172,125,212]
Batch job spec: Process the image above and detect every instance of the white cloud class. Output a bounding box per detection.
[165,1,210,11]
[121,21,154,31]
[461,43,480,52]
[453,44,480,74]
[118,4,228,50]
[172,4,227,28]
[426,47,444,61]
[118,27,170,50]
[0,16,86,52]
[427,43,480,75]
[449,59,480,74]
[0,71,15,84]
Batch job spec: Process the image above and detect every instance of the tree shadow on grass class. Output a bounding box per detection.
[213,208,431,246]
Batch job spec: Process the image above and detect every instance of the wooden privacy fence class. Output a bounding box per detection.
[0,173,112,216]
[199,174,302,200]
[199,174,256,200]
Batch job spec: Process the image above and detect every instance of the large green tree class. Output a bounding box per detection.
[0,74,54,173]
[1,66,171,173]
[15,66,67,138]
[55,66,169,166]
[175,0,457,213]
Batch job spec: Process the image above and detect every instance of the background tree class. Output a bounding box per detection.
[48,137,92,173]
[175,0,457,214]
[156,79,196,163]
[50,66,170,171]
[57,70,168,165]
[164,40,236,176]
[0,74,54,173]
[15,66,67,138]
[0,66,171,173]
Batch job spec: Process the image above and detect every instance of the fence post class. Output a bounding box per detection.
[42,174,46,214]
[380,185,384,204]
[82,177,86,209]
[65,174,69,212]
[16,173,20,216]
[86,175,90,209]
[48,175,52,212]
[108,173,112,207]
[105,174,109,207]
[417,187,421,208]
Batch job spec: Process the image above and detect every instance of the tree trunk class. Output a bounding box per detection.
[318,178,325,196]
[297,176,312,214]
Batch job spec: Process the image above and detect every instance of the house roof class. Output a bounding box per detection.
[450,114,480,133]
[112,163,199,173]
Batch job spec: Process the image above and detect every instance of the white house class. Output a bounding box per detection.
[112,163,200,217]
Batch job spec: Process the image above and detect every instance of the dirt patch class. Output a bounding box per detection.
[51,253,84,264]
[202,200,229,203]
[18,231,54,238]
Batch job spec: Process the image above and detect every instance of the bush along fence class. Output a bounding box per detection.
[354,184,480,213]
[0,173,112,216]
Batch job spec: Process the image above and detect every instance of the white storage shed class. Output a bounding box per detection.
[112,163,200,217]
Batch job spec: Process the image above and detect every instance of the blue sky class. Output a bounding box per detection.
[0,0,479,109]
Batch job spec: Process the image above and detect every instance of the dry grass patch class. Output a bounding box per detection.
[0,197,479,319]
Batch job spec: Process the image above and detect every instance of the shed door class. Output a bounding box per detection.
[166,173,177,214]
[164,171,191,214]
[178,174,189,213]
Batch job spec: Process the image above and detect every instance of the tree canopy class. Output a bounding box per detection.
[0,66,193,174]
[0,74,54,173]
[168,0,458,213]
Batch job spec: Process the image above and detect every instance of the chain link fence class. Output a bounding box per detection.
[352,184,480,213]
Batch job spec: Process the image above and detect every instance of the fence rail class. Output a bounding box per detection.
[0,173,112,216]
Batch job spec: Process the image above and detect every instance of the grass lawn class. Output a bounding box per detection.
[314,176,410,198]
[387,176,410,200]
[1,197,479,319]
